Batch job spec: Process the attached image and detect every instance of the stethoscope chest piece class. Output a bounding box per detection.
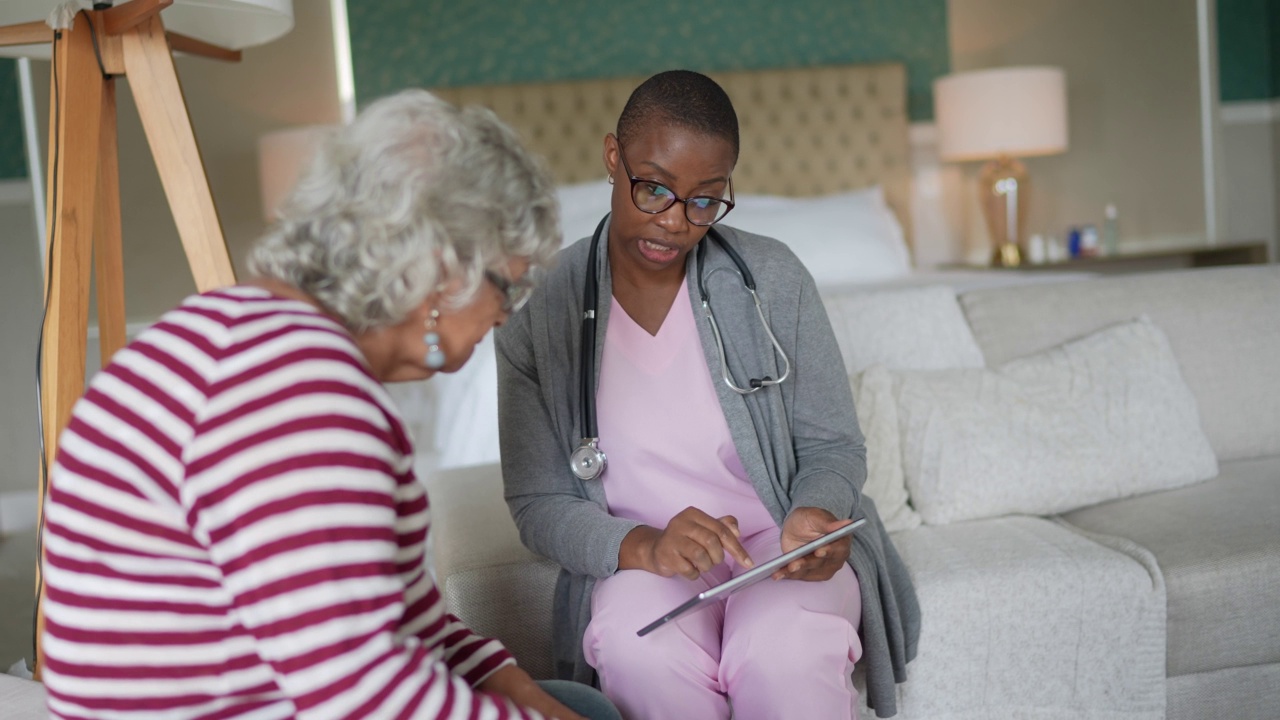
[571,438,607,481]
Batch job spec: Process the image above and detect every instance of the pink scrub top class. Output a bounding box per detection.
[596,281,776,538]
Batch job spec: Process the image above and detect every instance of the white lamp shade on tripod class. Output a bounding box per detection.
[0,0,294,58]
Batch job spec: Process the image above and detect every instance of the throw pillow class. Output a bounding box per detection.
[823,285,987,376]
[894,316,1219,525]
[851,366,921,533]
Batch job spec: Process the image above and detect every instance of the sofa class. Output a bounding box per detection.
[427,264,1280,719]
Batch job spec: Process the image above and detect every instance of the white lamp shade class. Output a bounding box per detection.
[0,0,293,58]
[934,66,1068,162]
[258,124,332,222]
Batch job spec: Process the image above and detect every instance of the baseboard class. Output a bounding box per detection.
[0,492,38,536]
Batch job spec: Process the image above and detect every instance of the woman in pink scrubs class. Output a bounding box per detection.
[496,71,919,720]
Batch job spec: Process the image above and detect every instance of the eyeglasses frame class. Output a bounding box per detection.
[484,269,534,314]
[615,141,735,226]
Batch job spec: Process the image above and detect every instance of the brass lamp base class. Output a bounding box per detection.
[978,156,1029,267]
[993,242,1023,268]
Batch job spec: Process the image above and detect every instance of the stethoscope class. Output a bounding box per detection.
[570,215,792,481]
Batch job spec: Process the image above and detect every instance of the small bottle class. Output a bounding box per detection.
[1102,203,1120,256]
[1027,234,1047,264]
[1046,235,1066,263]
[1067,227,1082,257]
[1080,224,1100,257]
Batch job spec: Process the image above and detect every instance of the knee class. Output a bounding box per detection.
[586,619,707,684]
[721,606,860,680]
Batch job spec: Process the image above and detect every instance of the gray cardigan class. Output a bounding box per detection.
[495,220,920,717]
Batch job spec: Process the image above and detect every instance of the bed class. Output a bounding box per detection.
[391,63,1088,470]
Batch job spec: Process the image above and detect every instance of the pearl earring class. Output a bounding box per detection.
[423,308,445,369]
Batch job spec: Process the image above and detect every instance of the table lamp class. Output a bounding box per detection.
[258,124,333,222]
[0,0,292,58]
[934,66,1068,267]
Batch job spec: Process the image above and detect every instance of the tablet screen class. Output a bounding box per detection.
[637,517,867,637]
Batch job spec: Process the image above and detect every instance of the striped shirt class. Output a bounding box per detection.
[42,287,542,720]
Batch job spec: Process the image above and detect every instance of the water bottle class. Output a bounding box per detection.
[1102,203,1120,256]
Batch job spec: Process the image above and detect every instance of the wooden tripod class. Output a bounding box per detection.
[0,0,239,674]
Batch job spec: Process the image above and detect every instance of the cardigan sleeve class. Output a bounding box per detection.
[495,304,643,579]
[781,264,868,521]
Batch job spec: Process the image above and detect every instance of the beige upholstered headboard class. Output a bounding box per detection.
[433,63,911,243]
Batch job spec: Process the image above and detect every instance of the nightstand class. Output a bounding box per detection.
[943,240,1270,275]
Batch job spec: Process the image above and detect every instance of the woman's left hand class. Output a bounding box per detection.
[774,507,854,581]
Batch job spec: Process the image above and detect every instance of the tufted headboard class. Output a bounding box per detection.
[432,63,912,243]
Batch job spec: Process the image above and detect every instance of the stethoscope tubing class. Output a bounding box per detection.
[571,214,789,480]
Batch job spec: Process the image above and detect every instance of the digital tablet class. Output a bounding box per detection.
[637,517,867,637]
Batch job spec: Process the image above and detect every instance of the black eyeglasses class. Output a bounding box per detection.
[616,144,735,226]
[485,270,535,314]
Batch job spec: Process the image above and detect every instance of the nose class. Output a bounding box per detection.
[654,200,690,233]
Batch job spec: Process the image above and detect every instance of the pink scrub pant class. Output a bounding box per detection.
[584,526,862,720]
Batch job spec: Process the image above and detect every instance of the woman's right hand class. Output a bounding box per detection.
[620,507,754,580]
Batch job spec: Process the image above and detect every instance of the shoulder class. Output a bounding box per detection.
[498,234,592,352]
[710,225,818,301]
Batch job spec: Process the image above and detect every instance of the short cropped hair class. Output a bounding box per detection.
[616,70,740,160]
[248,89,560,332]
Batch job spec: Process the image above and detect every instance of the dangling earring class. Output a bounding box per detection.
[607,175,615,185]
[423,308,446,369]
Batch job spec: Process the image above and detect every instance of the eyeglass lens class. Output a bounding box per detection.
[632,182,731,225]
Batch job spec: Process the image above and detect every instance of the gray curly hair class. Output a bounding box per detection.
[248,89,560,332]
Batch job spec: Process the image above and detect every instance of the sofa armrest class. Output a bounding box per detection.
[423,461,559,679]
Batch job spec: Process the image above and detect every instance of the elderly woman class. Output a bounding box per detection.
[40,91,618,720]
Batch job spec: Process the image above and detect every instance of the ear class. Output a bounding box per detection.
[603,133,620,181]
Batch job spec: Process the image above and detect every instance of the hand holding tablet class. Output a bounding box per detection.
[637,517,867,637]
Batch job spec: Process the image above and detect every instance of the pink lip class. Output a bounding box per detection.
[637,237,680,264]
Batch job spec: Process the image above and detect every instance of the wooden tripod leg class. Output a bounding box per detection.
[95,79,128,365]
[122,15,236,292]
[35,20,106,677]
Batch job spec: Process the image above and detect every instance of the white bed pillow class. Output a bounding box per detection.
[894,317,1219,525]
[724,186,910,287]
[823,285,987,376]
[556,179,612,246]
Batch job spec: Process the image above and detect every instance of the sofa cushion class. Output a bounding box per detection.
[894,317,1218,525]
[887,516,1165,719]
[0,673,46,719]
[959,265,1280,463]
[1062,455,1280,676]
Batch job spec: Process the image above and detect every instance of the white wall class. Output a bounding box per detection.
[1218,102,1280,262]
[943,0,1211,262]
[0,181,43,509]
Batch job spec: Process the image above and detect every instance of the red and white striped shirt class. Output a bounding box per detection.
[43,286,541,720]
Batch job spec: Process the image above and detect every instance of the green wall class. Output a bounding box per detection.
[347,0,950,122]
[0,60,26,180]
[1218,0,1280,101]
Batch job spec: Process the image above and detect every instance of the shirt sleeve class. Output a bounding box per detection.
[184,336,543,720]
